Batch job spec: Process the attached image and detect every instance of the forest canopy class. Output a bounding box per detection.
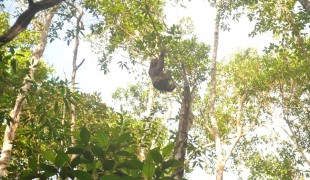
[0,0,309,179]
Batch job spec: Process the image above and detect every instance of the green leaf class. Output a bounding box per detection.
[28,158,37,172]
[41,150,55,162]
[70,155,81,168]
[150,149,163,164]
[80,127,91,145]
[91,145,105,158]
[117,159,143,170]
[120,177,140,180]
[159,177,174,180]
[66,147,84,154]
[59,166,72,179]
[162,143,174,158]
[40,164,58,174]
[162,159,182,170]
[55,151,70,167]
[114,170,128,177]
[54,101,58,113]
[143,160,155,180]
[95,131,109,147]
[9,46,15,55]
[83,150,94,162]
[102,160,115,171]
[155,168,162,178]
[71,170,93,180]
[15,52,24,57]
[21,171,36,180]
[10,58,16,73]
[3,54,11,62]
[38,173,54,179]
[72,130,81,141]
[118,132,132,144]
[101,175,120,180]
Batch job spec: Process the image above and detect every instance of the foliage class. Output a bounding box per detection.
[81,0,166,72]
[168,37,210,86]
[18,126,180,180]
[0,48,50,124]
[0,0,309,179]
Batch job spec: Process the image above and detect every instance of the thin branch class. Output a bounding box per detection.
[76,58,85,70]
[144,0,163,47]
[223,92,247,162]
[200,108,213,136]
[280,126,310,166]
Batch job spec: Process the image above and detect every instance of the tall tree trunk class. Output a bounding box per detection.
[138,87,154,161]
[69,3,84,148]
[207,0,223,179]
[0,8,57,177]
[173,63,193,179]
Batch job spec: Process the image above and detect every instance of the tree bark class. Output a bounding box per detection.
[216,161,225,180]
[173,63,193,179]
[0,8,57,177]
[223,93,247,162]
[173,85,192,180]
[0,0,63,47]
[138,87,154,161]
[69,3,84,148]
[207,0,223,179]
[298,0,310,13]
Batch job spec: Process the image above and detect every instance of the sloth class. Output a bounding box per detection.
[148,51,176,92]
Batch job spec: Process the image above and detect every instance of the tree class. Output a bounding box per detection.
[222,0,309,63]
[112,82,171,161]
[198,48,268,179]
[0,0,308,179]
[207,0,224,179]
[167,37,209,179]
[66,1,85,150]
[0,6,57,176]
[0,0,167,176]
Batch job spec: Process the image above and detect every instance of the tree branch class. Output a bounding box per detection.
[76,59,85,70]
[298,0,310,13]
[28,0,34,6]
[223,92,248,162]
[0,0,64,47]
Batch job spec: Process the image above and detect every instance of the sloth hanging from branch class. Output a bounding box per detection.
[145,3,175,92]
[148,49,176,92]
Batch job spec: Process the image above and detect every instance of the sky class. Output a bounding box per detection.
[5,1,274,179]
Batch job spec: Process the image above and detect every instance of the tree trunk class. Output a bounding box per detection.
[208,0,223,179]
[216,161,225,180]
[69,3,84,148]
[173,83,192,180]
[0,8,56,177]
[138,87,154,161]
